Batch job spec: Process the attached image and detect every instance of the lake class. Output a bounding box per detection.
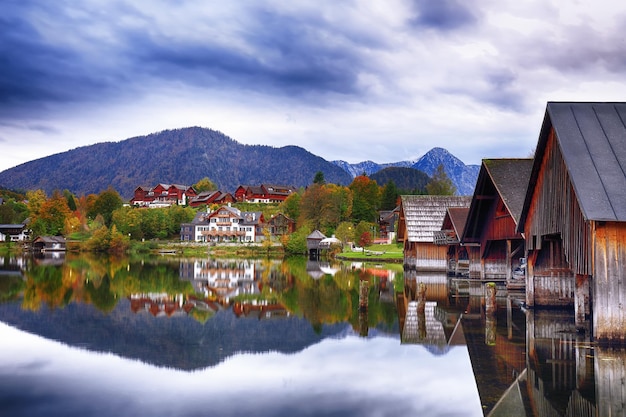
[0,253,623,416]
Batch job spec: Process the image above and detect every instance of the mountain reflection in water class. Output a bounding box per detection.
[0,254,625,416]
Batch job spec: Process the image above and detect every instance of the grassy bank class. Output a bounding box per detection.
[336,243,404,262]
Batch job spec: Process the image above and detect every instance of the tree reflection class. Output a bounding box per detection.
[4,254,400,331]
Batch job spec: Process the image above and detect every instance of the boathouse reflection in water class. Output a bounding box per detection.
[399,270,624,416]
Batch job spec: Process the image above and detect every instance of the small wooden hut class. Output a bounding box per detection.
[462,159,533,283]
[398,195,471,272]
[306,230,326,259]
[518,102,626,342]
[32,236,66,252]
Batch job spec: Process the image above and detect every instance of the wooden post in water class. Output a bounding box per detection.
[485,282,497,314]
[359,278,369,337]
[485,282,497,346]
[417,282,426,313]
[359,279,369,311]
[417,282,427,340]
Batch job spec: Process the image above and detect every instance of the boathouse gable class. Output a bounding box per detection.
[398,195,471,272]
[435,207,475,277]
[462,159,533,281]
[518,102,626,342]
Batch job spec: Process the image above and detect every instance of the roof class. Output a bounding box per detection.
[318,236,342,249]
[307,230,326,240]
[520,102,626,225]
[240,211,263,225]
[446,207,469,238]
[400,195,471,242]
[0,224,27,229]
[33,236,66,244]
[463,159,532,242]
[483,159,533,223]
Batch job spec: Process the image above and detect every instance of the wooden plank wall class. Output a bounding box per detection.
[468,246,481,278]
[593,221,626,343]
[525,130,591,275]
[414,243,448,271]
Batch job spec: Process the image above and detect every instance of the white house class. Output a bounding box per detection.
[0,224,29,242]
[180,205,265,243]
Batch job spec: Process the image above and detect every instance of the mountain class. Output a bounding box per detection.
[333,147,479,196]
[0,127,478,198]
[0,127,353,198]
[331,159,415,177]
[412,147,479,196]
[369,167,430,192]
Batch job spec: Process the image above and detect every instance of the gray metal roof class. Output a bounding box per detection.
[484,159,534,224]
[523,102,626,223]
[463,159,532,242]
[401,195,471,242]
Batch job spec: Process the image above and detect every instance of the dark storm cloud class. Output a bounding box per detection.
[408,0,478,30]
[0,2,133,115]
[0,0,379,122]
[130,6,375,99]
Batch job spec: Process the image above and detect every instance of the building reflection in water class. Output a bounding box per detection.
[398,271,626,416]
[176,258,290,320]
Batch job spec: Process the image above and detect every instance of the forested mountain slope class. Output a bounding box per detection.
[0,127,352,198]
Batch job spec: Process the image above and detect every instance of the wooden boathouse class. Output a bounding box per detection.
[434,207,474,276]
[398,195,471,272]
[518,102,626,343]
[462,159,533,283]
[306,230,326,258]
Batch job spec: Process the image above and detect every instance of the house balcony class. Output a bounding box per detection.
[201,230,246,237]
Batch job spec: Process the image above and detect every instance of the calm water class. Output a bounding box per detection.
[0,254,623,416]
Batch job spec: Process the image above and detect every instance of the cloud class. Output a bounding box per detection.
[2,0,626,172]
[408,0,479,30]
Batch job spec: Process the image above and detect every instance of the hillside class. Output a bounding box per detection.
[0,127,352,198]
[369,167,430,192]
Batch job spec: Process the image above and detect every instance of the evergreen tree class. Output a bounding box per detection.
[380,181,399,210]
[313,171,325,185]
[426,164,457,195]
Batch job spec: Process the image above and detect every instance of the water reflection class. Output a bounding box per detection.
[2,255,626,416]
[0,254,482,417]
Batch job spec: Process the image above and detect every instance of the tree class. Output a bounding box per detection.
[335,222,355,244]
[108,224,130,254]
[284,224,312,255]
[63,189,77,211]
[380,180,399,211]
[426,164,457,195]
[194,177,217,193]
[280,192,301,221]
[355,221,376,247]
[313,171,325,185]
[349,175,380,223]
[358,231,372,248]
[298,183,327,230]
[89,187,123,226]
[29,190,73,237]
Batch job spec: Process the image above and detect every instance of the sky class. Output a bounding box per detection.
[2,0,626,173]
[0,323,483,416]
